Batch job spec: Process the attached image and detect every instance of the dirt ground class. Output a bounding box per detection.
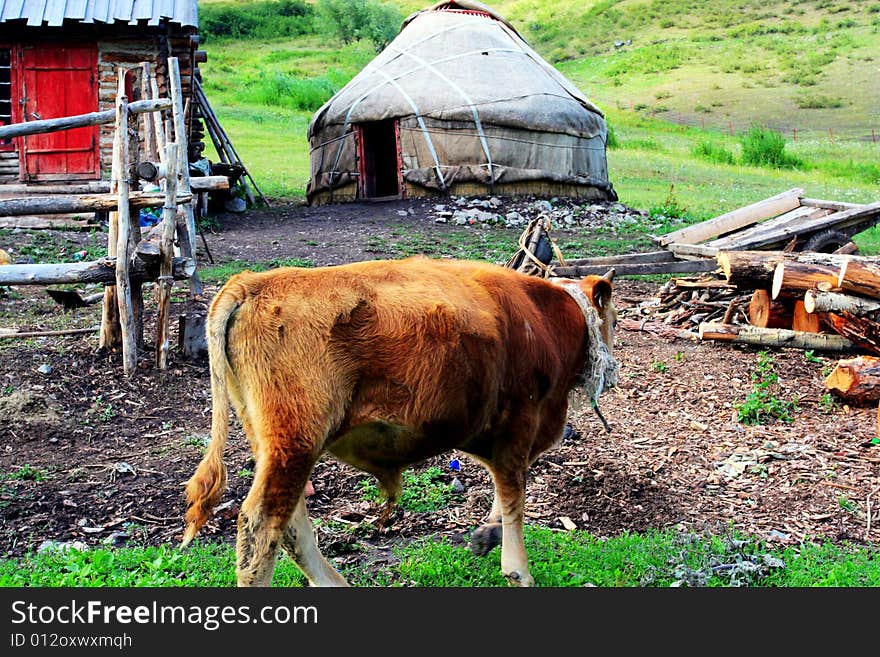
[0,197,878,565]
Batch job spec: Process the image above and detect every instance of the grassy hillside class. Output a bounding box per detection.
[195,0,879,243]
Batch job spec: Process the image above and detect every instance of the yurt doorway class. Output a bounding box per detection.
[356,120,401,199]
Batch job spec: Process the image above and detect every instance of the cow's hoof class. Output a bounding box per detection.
[469,523,502,556]
[504,570,535,587]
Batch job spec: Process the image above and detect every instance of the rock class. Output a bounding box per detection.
[451,477,465,493]
[37,364,52,375]
[397,210,409,217]
[224,196,247,213]
[103,531,130,547]
[114,461,135,475]
[452,210,471,225]
[433,204,447,212]
[38,540,89,553]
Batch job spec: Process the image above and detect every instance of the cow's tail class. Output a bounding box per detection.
[181,284,243,547]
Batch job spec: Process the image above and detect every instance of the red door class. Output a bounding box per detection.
[16,44,99,181]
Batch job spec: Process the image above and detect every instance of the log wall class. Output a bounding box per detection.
[0,23,200,187]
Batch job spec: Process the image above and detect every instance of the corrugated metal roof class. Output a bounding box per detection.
[0,0,197,27]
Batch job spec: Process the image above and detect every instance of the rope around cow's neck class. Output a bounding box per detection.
[555,281,619,433]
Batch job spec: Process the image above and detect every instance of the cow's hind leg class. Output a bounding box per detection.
[469,480,503,557]
[236,453,312,587]
[464,452,533,585]
[281,497,348,587]
[492,465,533,587]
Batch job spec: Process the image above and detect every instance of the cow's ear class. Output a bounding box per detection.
[580,275,613,311]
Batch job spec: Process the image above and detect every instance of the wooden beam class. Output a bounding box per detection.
[706,205,831,250]
[0,98,171,140]
[169,56,203,298]
[666,243,719,258]
[156,142,178,369]
[112,71,138,376]
[0,256,195,286]
[552,258,719,278]
[727,201,880,252]
[556,251,676,267]
[657,188,803,246]
[0,191,191,217]
[0,176,228,196]
[800,198,864,211]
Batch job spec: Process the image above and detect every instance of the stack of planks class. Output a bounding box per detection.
[660,188,880,258]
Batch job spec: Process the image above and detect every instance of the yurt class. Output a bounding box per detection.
[307,0,616,205]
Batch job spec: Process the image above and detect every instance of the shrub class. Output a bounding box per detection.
[605,122,619,149]
[795,94,845,109]
[316,0,403,50]
[200,0,315,42]
[243,71,346,111]
[735,351,799,425]
[739,126,802,169]
[692,140,736,165]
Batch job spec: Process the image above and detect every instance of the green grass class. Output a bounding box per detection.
[196,1,879,251]
[199,257,315,284]
[0,228,106,264]
[735,351,799,425]
[358,466,463,512]
[2,527,878,586]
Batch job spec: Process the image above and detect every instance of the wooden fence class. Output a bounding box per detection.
[0,58,219,375]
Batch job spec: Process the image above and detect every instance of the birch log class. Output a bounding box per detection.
[804,290,880,316]
[698,322,854,352]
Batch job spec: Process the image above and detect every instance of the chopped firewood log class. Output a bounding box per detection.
[803,290,880,316]
[698,322,855,352]
[717,250,862,290]
[833,242,859,255]
[771,261,841,299]
[824,312,880,356]
[718,251,790,289]
[834,259,880,300]
[748,289,794,329]
[792,300,821,333]
[824,356,880,405]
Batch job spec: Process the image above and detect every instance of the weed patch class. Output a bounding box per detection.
[735,351,799,425]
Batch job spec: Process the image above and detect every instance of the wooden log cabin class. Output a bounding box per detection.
[0,1,204,190]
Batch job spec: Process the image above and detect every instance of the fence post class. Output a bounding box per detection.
[793,128,797,142]
[829,127,834,144]
[112,69,137,376]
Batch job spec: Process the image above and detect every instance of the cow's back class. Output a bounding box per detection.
[219,257,588,465]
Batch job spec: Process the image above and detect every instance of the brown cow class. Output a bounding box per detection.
[182,256,617,587]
